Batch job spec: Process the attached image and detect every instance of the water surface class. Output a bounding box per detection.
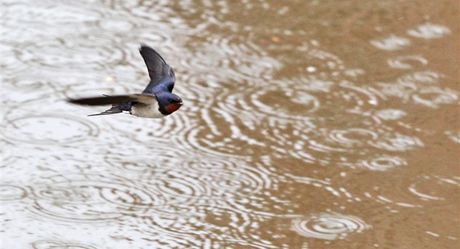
[1,0,459,248]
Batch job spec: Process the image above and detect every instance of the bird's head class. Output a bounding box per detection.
[156,92,183,116]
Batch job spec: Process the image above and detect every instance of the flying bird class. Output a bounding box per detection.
[68,45,182,118]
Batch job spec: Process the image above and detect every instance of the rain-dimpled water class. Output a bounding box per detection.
[1,0,459,248]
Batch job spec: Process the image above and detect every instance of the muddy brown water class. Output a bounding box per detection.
[1,0,459,248]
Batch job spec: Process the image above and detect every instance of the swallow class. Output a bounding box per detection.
[68,45,182,118]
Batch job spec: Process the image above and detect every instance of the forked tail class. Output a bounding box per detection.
[88,102,132,116]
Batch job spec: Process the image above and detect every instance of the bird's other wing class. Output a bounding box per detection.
[139,45,175,94]
[68,94,155,106]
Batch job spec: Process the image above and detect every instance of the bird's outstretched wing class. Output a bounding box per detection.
[68,94,155,106]
[139,45,175,94]
[68,94,156,116]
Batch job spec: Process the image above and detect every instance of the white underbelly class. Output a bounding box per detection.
[131,103,163,118]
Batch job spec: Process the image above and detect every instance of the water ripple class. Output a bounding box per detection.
[104,145,189,173]
[387,55,428,70]
[291,213,370,240]
[288,126,423,168]
[362,175,460,209]
[105,0,174,21]
[370,132,423,151]
[17,37,124,70]
[250,85,321,120]
[377,71,457,108]
[190,158,275,197]
[375,109,406,121]
[293,127,380,166]
[408,176,460,202]
[0,185,28,201]
[3,114,99,145]
[4,2,103,24]
[359,155,407,171]
[192,77,334,155]
[137,207,275,249]
[180,36,281,83]
[31,240,97,249]
[370,35,410,51]
[397,71,442,85]
[29,174,165,222]
[328,128,378,147]
[445,130,460,144]
[411,86,458,108]
[407,23,451,39]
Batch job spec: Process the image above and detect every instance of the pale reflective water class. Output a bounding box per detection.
[1,0,459,248]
